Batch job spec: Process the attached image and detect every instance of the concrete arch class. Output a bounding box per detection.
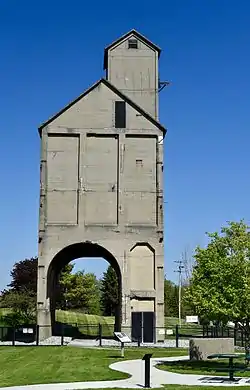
[45,241,122,334]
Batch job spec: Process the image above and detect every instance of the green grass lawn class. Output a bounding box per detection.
[156,356,250,377]
[0,346,187,387]
[165,317,186,326]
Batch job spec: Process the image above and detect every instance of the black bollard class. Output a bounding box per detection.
[142,353,153,388]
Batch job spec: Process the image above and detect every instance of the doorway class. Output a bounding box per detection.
[131,311,155,343]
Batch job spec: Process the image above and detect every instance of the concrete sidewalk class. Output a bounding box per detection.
[1,355,250,390]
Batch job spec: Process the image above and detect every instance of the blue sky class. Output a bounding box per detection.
[1,0,250,290]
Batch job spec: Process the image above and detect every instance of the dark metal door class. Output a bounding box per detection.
[142,312,155,343]
[132,312,142,342]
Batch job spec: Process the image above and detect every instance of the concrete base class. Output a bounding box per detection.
[39,326,52,341]
[189,337,234,360]
[37,309,52,341]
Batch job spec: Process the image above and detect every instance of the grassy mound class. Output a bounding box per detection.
[56,310,115,325]
[55,310,115,338]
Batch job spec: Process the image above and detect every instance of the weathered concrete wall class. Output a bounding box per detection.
[45,82,160,131]
[189,338,235,361]
[37,31,165,341]
[107,35,159,119]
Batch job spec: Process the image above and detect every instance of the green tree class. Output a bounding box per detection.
[181,283,195,318]
[55,263,74,309]
[164,279,179,317]
[100,266,119,316]
[60,270,100,314]
[1,291,36,326]
[7,257,38,295]
[185,220,250,343]
[2,257,75,310]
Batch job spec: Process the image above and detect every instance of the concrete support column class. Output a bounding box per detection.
[155,244,165,341]
[121,249,131,328]
[121,249,132,338]
[37,261,52,340]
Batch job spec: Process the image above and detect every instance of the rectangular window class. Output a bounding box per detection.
[136,159,143,168]
[115,101,126,128]
[128,39,138,49]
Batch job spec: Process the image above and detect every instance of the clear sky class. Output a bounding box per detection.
[1,0,250,290]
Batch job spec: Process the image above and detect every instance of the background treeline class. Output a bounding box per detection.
[0,257,185,325]
[3,220,250,336]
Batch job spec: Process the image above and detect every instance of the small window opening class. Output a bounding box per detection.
[128,39,138,49]
[115,101,126,128]
[136,159,143,168]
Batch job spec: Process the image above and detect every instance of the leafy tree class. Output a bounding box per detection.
[164,279,179,317]
[55,263,74,309]
[60,270,100,314]
[164,278,193,319]
[181,283,195,318]
[8,257,38,294]
[0,291,36,326]
[100,266,119,316]
[3,257,75,310]
[185,220,250,345]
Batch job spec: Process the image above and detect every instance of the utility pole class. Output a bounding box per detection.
[174,259,184,327]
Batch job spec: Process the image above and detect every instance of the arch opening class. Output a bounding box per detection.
[47,242,122,336]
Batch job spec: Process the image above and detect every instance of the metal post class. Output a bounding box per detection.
[234,325,237,346]
[143,354,152,388]
[12,327,15,346]
[99,324,102,347]
[61,323,64,346]
[121,341,124,358]
[178,272,181,327]
[36,325,39,346]
[176,325,179,348]
[229,357,234,381]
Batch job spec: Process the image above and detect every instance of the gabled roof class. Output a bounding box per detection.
[103,29,161,70]
[38,78,166,136]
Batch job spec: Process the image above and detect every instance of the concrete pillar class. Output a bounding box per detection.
[155,244,165,342]
[121,249,131,329]
[37,258,52,340]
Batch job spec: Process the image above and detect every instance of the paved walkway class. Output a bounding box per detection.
[2,356,250,390]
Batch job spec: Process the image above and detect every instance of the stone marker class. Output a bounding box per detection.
[189,338,234,360]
